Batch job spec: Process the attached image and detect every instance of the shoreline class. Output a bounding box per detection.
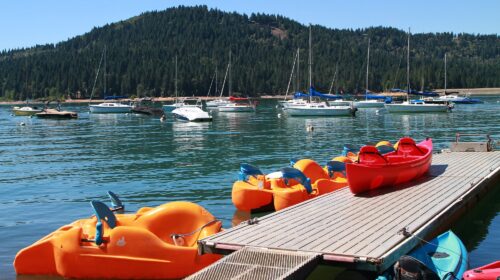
[0,88,498,105]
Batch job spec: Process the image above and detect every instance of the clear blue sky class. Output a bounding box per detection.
[1,0,498,51]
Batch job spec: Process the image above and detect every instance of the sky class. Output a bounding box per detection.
[1,0,498,51]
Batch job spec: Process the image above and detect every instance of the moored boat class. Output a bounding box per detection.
[378,230,468,280]
[172,106,212,122]
[14,200,222,279]
[463,261,500,280]
[12,106,43,116]
[89,102,132,113]
[346,137,433,194]
[232,158,348,212]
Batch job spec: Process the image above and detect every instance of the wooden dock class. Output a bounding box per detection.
[191,151,500,279]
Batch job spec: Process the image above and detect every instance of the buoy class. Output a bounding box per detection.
[19,122,26,126]
[306,125,314,132]
[160,115,166,122]
[277,113,281,118]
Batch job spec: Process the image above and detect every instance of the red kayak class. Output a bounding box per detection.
[463,261,500,280]
[346,137,433,194]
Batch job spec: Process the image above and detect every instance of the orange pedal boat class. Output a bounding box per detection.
[14,198,222,279]
[232,158,348,212]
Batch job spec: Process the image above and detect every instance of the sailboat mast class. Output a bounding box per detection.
[228,51,232,96]
[297,48,300,92]
[175,55,178,98]
[104,46,107,98]
[444,53,447,94]
[366,37,370,98]
[406,28,410,102]
[308,25,312,102]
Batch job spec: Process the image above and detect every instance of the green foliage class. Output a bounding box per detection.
[0,6,498,100]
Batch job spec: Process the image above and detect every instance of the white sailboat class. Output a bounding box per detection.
[216,51,255,112]
[385,29,451,113]
[286,26,356,117]
[89,47,132,113]
[354,37,386,108]
[162,56,187,112]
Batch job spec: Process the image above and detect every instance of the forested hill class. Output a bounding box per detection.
[1,5,499,100]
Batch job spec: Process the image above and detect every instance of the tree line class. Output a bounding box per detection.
[0,5,498,100]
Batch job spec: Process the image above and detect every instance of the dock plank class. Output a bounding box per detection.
[200,152,500,272]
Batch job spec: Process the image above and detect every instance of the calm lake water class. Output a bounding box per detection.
[1,97,499,279]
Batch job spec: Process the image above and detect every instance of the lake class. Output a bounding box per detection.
[1,97,499,279]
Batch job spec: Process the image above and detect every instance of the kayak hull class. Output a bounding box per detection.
[463,261,500,280]
[346,138,433,194]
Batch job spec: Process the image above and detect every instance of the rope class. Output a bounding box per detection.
[170,219,220,241]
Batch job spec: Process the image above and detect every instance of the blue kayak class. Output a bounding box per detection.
[379,230,468,280]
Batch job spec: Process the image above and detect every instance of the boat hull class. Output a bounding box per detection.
[14,202,221,279]
[354,101,386,108]
[12,107,43,116]
[385,103,449,112]
[346,138,433,194]
[286,106,355,116]
[217,106,254,112]
[463,261,500,280]
[232,159,348,212]
[90,104,132,113]
[36,109,78,119]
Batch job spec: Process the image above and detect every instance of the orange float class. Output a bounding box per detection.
[14,199,221,279]
[232,159,348,212]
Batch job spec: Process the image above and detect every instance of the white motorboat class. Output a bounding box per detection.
[172,106,212,122]
[12,106,43,116]
[90,102,132,113]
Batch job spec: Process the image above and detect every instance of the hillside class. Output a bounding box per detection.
[0,5,499,100]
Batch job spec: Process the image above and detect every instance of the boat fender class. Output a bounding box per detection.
[280,167,312,194]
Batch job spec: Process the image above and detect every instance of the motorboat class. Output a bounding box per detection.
[131,98,164,116]
[12,106,43,116]
[89,102,132,113]
[172,106,212,122]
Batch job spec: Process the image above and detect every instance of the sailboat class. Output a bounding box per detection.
[216,51,255,112]
[286,26,356,117]
[89,47,132,113]
[385,29,452,113]
[354,37,388,108]
[434,53,482,104]
[279,48,308,109]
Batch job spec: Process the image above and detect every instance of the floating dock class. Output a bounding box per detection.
[189,151,500,279]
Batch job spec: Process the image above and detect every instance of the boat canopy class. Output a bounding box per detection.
[310,87,343,100]
[293,92,309,99]
[229,96,249,101]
